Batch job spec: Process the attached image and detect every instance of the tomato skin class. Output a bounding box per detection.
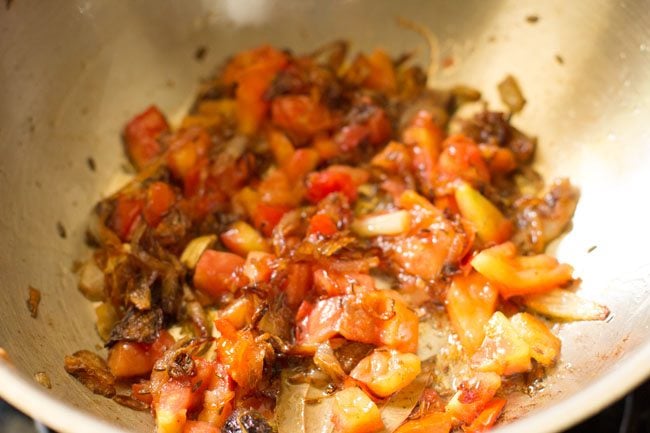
[111,195,144,241]
[144,181,176,227]
[193,250,246,297]
[124,105,169,170]
[271,95,335,138]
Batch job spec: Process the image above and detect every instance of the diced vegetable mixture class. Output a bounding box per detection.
[67,41,608,433]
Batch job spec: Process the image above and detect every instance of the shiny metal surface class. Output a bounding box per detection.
[1,1,649,432]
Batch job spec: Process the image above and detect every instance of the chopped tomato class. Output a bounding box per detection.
[471,311,532,376]
[193,250,246,297]
[308,213,338,237]
[155,381,192,433]
[271,95,335,138]
[297,291,419,353]
[219,296,256,330]
[132,382,153,405]
[350,349,421,397]
[242,251,275,284]
[463,398,506,433]
[215,320,265,392]
[107,342,153,378]
[388,226,465,281]
[438,134,490,186]
[253,203,291,236]
[333,387,384,433]
[306,169,357,203]
[282,262,313,308]
[221,221,270,256]
[395,412,452,433]
[402,110,443,195]
[123,105,169,170]
[111,195,144,241]
[166,127,211,182]
[363,49,397,92]
[222,45,289,134]
[144,181,176,227]
[154,359,214,433]
[445,372,502,425]
[471,242,574,298]
[446,273,499,354]
[198,363,235,428]
[313,269,375,296]
[335,108,392,151]
[371,141,412,174]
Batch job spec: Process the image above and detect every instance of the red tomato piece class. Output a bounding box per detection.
[107,342,153,378]
[193,250,246,297]
[282,263,314,308]
[198,363,235,428]
[463,398,506,433]
[144,181,176,227]
[306,166,368,203]
[402,110,443,195]
[124,105,169,170]
[215,320,265,392]
[308,213,338,237]
[439,134,490,185]
[253,203,291,237]
[313,269,375,297]
[131,382,153,405]
[222,45,289,134]
[111,195,144,241]
[445,373,502,425]
[271,95,335,138]
[394,412,452,433]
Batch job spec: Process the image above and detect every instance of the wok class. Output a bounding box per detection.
[1,1,649,432]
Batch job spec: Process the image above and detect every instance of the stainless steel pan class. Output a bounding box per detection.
[1,1,649,432]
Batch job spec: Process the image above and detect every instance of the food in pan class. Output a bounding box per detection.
[68,41,608,433]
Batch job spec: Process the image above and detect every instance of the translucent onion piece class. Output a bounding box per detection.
[378,369,429,433]
[180,235,217,269]
[276,372,309,433]
[352,210,411,237]
[523,289,610,321]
